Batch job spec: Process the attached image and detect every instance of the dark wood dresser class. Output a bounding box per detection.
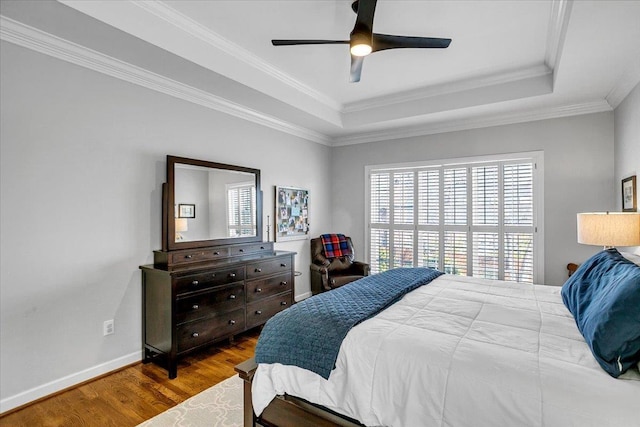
[140,241,295,378]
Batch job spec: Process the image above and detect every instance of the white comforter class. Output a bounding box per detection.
[252,275,640,427]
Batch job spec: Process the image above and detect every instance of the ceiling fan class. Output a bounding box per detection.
[271,0,452,83]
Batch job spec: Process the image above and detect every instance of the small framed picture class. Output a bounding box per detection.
[622,175,637,212]
[178,204,195,218]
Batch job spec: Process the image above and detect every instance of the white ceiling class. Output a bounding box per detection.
[2,0,640,145]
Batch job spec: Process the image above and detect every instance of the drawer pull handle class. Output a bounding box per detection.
[192,280,199,286]
[255,310,262,315]
[213,251,220,255]
[185,255,193,259]
[255,268,262,273]
[280,263,287,267]
[211,273,216,278]
[229,273,236,278]
[256,288,262,293]
[280,281,287,286]
[260,246,265,249]
[191,332,199,338]
[229,294,236,300]
[239,249,244,253]
[229,320,236,325]
[281,301,288,306]
[192,304,199,310]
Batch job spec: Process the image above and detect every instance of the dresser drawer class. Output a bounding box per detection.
[177,308,245,353]
[168,248,230,265]
[229,242,272,257]
[246,293,292,329]
[246,273,292,303]
[175,267,244,295]
[175,284,245,324]
[246,257,292,279]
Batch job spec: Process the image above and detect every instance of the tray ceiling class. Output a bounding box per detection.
[1,0,639,145]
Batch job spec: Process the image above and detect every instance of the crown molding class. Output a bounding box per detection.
[606,55,640,109]
[0,16,331,145]
[332,99,612,146]
[132,0,342,112]
[545,0,573,76]
[343,65,552,114]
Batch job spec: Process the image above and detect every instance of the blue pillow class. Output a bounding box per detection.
[561,248,640,377]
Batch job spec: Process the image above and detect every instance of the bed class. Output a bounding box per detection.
[236,249,640,427]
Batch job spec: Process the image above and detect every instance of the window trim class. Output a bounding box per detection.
[364,151,544,283]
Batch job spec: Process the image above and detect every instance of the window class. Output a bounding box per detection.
[366,152,543,283]
[227,182,256,237]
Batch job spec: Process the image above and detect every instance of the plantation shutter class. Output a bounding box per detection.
[417,169,440,269]
[227,184,256,237]
[366,154,540,283]
[393,172,414,225]
[503,163,534,282]
[228,188,239,237]
[443,168,467,226]
[471,165,499,279]
[417,170,439,225]
[443,168,467,275]
[370,172,391,273]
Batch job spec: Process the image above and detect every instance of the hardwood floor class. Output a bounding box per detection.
[0,329,259,427]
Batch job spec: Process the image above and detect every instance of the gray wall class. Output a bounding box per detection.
[0,41,332,409]
[331,112,615,286]
[614,82,640,216]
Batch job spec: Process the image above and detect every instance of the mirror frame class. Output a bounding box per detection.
[165,155,263,251]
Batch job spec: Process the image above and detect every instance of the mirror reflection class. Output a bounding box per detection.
[174,163,257,243]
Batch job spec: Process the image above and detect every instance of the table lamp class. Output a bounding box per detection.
[175,218,188,241]
[577,212,640,249]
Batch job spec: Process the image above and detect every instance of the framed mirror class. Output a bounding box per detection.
[165,155,263,250]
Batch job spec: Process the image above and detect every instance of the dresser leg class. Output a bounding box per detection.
[143,348,153,364]
[168,359,177,379]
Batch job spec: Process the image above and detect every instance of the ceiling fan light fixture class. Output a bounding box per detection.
[350,30,372,56]
[350,43,372,56]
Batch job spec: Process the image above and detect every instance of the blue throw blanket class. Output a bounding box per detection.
[254,267,444,379]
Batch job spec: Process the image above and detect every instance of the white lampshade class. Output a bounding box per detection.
[175,218,188,232]
[577,212,640,248]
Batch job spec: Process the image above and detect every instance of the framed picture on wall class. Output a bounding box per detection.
[622,175,637,212]
[178,203,196,218]
[275,186,309,241]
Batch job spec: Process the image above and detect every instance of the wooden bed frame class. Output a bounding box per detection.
[235,358,364,427]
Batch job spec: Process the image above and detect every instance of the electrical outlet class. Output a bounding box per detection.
[103,319,114,336]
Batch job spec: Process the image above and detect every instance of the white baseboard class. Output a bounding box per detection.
[0,351,143,414]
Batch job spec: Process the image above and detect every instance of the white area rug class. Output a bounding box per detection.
[137,374,242,427]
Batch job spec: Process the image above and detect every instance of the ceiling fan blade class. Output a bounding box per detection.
[350,55,364,83]
[372,33,451,52]
[351,0,377,35]
[272,40,349,46]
